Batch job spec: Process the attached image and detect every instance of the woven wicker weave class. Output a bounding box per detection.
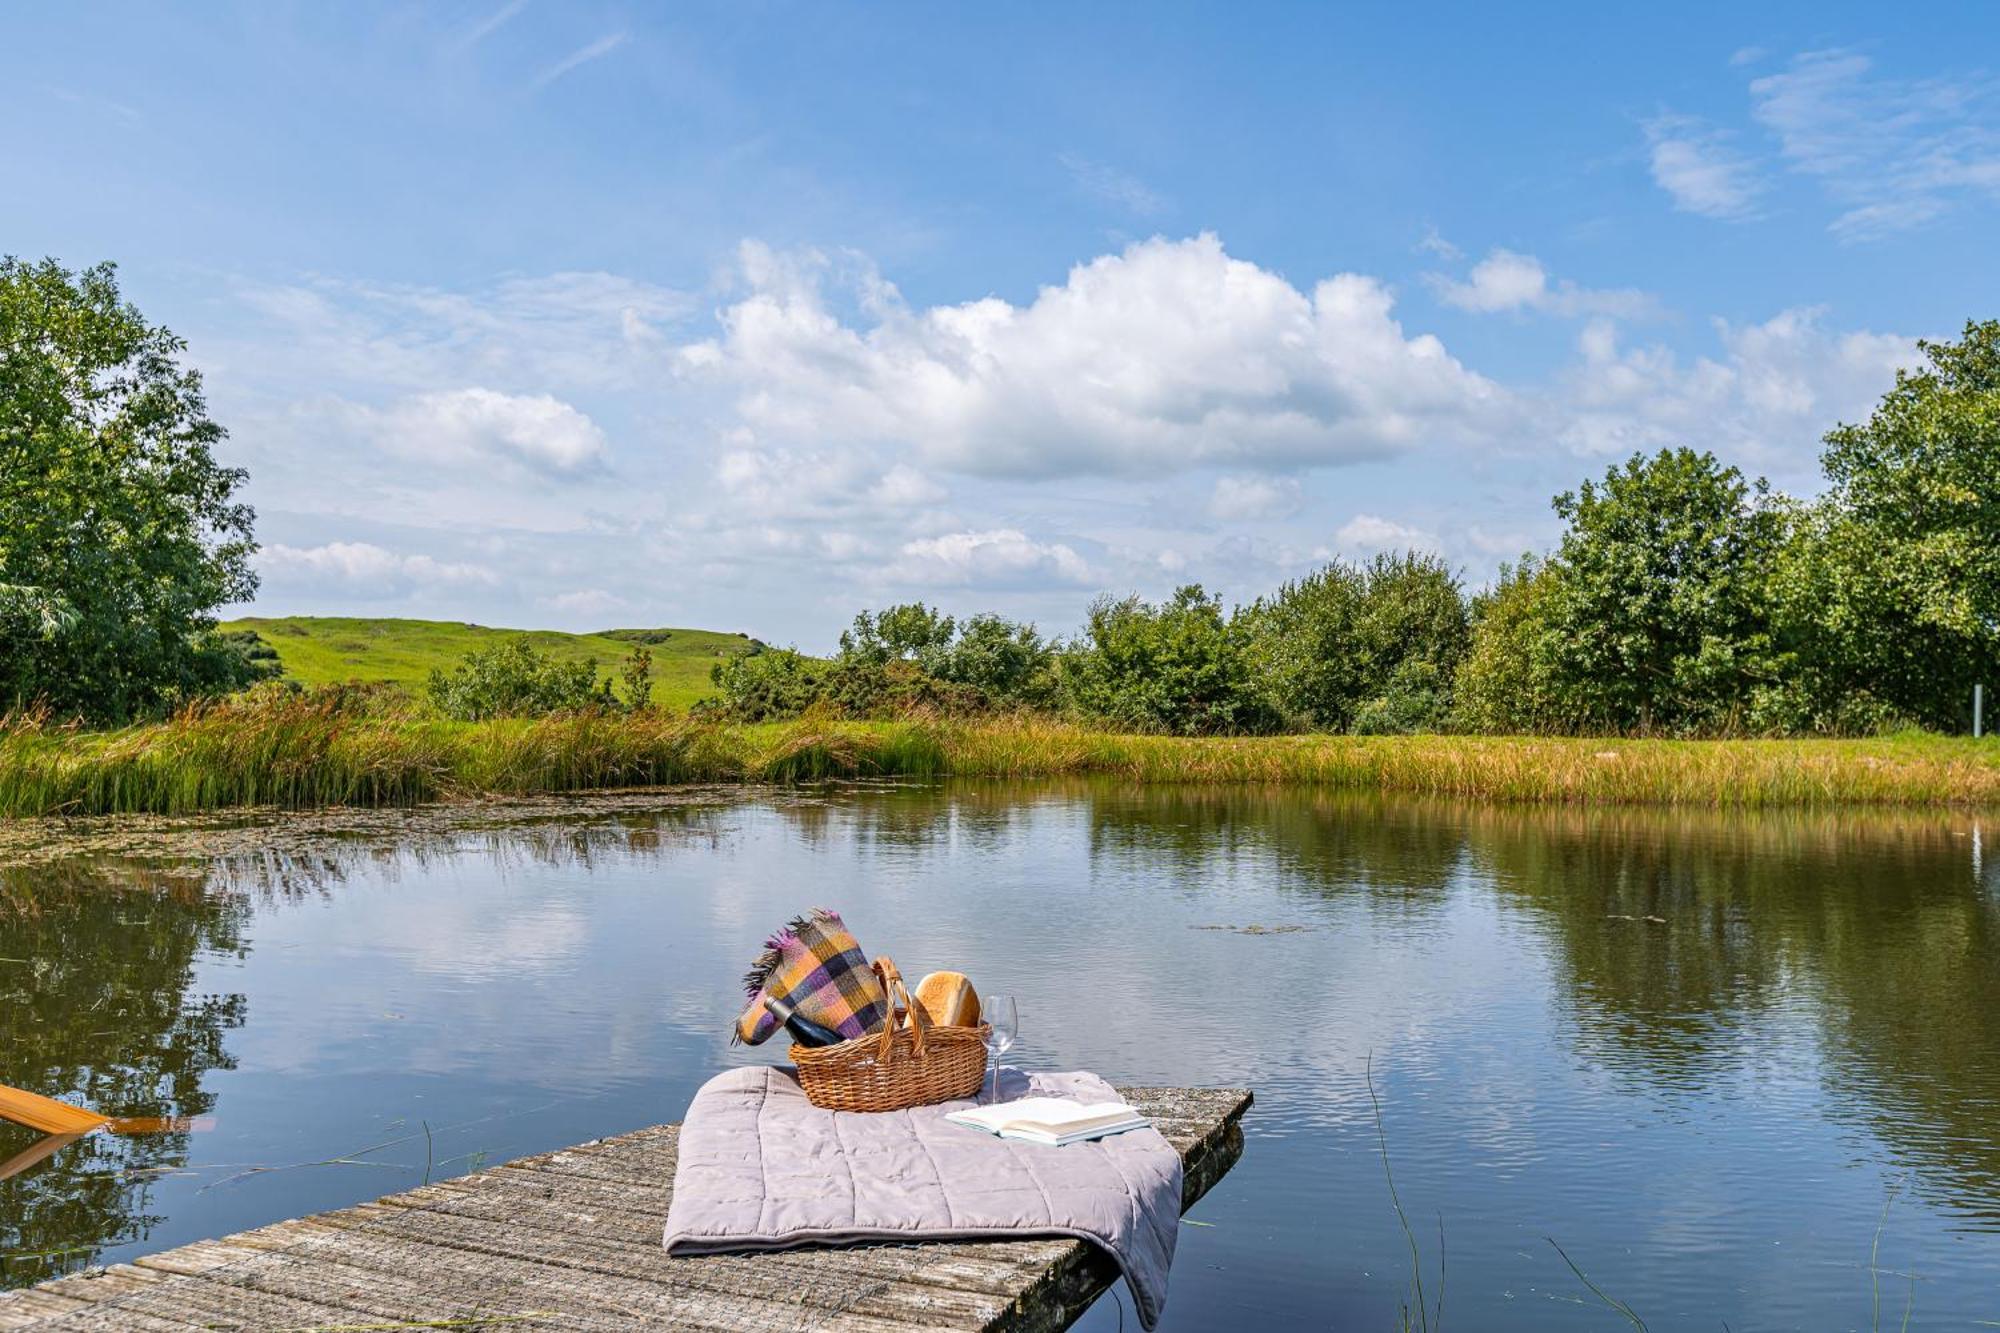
[791,955,989,1112]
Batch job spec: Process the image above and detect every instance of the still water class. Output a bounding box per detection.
[5,782,2000,1329]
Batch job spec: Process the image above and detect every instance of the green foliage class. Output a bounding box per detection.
[216,629,285,685]
[1750,503,1912,735]
[1539,448,1783,733]
[1802,320,2000,730]
[1454,557,1568,733]
[0,257,259,720]
[424,637,611,721]
[926,613,1055,702]
[839,603,958,665]
[1350,659,1453,736]
[703,647,832,722]
[1062,585,1273,734]
[1244,551,1469,732]
[705,604,1054,722]
[822,657,988,718]
[617,644,654,711]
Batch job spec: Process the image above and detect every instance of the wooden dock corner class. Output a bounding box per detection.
[0,1085,1251,1331]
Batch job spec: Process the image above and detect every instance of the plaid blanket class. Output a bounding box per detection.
[734,908,889,1046]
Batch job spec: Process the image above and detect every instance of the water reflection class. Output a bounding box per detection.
[1464,804,2000,1220]
[0,868,245,1284]
[1,789,1996,1328]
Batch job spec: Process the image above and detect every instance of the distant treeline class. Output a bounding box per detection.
[708,321,2000,738]
[6,256,1997,738]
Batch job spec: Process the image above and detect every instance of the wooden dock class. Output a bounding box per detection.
[0,1086,1250,1332]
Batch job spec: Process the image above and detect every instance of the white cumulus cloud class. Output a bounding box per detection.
[1555,310,1920,476]
[679,233,1506,479]
[259,542,500,594]
[888,529,1092,588]
[374,388,608,474]
[1429,249,1661,319]
[1335,514,1440,555]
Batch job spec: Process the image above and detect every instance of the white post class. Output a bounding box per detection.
[1978,683,1986,739]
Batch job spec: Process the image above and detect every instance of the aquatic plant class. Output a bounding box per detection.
[1,707,1996,817]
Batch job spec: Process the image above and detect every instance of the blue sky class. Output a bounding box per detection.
[11,2,2000,645]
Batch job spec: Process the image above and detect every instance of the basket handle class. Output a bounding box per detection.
[871,955,927,1061]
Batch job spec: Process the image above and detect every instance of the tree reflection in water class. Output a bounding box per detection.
[1470,804,2000,1223]
[0,864,247,1285]
[3,787,1996,1313]
[837,783,2000,1224]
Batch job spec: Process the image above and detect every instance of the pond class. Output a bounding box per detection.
[4,782,1999,1329]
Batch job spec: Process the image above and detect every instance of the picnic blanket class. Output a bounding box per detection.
[663,1066,1185,1329]
[734,908,888,1046]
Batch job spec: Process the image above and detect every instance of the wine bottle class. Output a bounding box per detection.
[765,993,847,1048]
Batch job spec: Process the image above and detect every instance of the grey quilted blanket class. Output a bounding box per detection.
[663,1065,1184,1328]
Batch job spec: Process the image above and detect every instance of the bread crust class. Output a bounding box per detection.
[912,970,982,1027]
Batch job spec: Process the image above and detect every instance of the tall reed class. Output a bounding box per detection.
[2,708,1995,817]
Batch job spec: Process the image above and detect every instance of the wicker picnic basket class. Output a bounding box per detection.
[791,955,989,1112]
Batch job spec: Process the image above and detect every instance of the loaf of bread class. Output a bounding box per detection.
[911,971,982,1028]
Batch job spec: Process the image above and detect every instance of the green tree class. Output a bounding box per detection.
[1061,585,1272,734]
[0,258,259,720]
[1541,448,1782,732]
[424,638,610,720]
[1240,559,1365,728]
[1245,551,1468,732]
[838,603,957,665]
[929,613,1053,703]
[1452,555,1567,733]
[1802,319,2000,730]
[1752,502,1911,734]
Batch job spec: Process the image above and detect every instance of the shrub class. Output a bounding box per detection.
[1453,556,1568,733]
[838,603,957,665]
[702,647,831,722]
[823,658,989,718]
[1243,551,1468,731]
[617,644,654,711]
[1061,586,1274,735]
[424,638,610,721]
[927,614,1056,705]
[1351,660,1452,735]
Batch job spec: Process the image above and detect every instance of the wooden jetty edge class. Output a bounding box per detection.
[0,1085,1251,1332]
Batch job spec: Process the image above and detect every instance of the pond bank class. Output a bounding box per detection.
[4,711,1996,816]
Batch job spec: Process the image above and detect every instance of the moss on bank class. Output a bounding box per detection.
[3,706,1997,817]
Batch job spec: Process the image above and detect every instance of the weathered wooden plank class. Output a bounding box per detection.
[373,1161,1074,1297]
[0,1266,195,1332]
[0,1085,1251,1332]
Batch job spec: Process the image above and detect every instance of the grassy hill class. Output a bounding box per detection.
[221,616,761,712]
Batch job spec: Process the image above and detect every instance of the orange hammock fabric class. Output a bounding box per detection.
[0,1083,110,1136]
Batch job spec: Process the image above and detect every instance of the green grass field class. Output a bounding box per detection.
[221,616,760,712]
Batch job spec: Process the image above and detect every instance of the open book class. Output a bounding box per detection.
[944,1097,1150,1147]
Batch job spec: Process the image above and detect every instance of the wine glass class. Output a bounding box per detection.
[981,994,1018,1104]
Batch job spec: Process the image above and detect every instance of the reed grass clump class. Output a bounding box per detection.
[1,705,1995,817]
